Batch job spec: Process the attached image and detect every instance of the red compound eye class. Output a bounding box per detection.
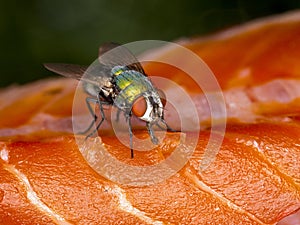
[157,89,167,107]
[132,96,147,117]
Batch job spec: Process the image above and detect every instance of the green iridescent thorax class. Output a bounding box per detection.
[113,69,154,106]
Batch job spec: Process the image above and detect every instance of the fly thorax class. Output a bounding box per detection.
[111,65,127,76]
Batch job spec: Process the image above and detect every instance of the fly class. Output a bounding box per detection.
[44,43,174,158]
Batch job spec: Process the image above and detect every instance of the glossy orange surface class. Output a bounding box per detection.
[1,11,300,225]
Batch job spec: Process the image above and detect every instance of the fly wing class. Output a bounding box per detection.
[44,63,88,80]
[44,63,111,86]
[98,43,146,75]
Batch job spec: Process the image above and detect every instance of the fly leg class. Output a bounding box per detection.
[77,97,98,135]
[157,119,178,132]
[146,122,159,145]
[127,112,134,158]
[85,95,110,140]
[156,111,178,132]
[116,108,122,123]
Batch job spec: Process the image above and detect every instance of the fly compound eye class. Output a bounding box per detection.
[132,96,147,117]
[157,89,167,107]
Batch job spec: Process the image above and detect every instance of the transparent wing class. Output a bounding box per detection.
[44,63,88,80]
[98,42,146,75]
[44,63,111,86]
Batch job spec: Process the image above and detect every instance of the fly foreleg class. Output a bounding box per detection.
[146,122,159,145]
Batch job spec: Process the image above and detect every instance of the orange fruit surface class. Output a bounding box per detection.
[1,10,300,225]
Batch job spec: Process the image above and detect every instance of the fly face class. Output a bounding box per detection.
[44,43,174,158]
[132,91,164,123]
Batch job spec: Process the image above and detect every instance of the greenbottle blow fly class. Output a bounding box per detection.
[44,43,173,158]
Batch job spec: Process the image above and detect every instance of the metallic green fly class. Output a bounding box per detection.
[44,43,174,158]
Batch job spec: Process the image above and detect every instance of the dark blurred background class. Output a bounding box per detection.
[0,0,299,87]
